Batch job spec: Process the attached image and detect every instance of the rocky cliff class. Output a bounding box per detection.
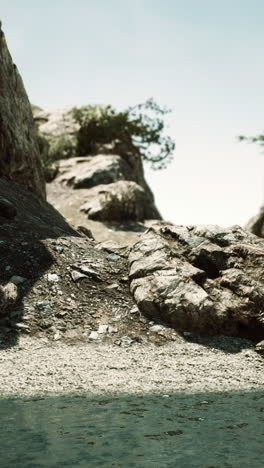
[0,23,45,199]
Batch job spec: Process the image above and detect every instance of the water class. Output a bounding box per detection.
[0,391,263,467]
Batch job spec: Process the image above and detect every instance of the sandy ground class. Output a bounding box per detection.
[0,336,264,397]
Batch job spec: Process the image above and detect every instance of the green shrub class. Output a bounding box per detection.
[72,99,175,169]
[49,134,77,160]
[36,134,59,182]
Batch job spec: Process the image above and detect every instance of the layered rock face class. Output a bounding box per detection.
[0,23,45,199]
[246,206,264,238]
[129,224,264,340]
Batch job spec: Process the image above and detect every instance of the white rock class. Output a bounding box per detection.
[149,325,164,332]
[89,331,99,340]
[47,273,60,283]
[98,325,108,334]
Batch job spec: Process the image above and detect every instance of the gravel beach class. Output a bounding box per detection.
[1,336,264,397]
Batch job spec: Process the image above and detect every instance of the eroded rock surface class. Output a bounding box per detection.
[80,180,158,221]
[129,224,264,339]
[57,154,137,188]
[246,206,264,238]
[0,23,45,198]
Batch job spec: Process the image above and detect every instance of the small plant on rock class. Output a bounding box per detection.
[72,98,175,169]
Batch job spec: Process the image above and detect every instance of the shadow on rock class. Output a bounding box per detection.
[181,331,255,354]
[0,178,80,348]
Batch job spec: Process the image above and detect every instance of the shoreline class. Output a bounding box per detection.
[2,336,264,397]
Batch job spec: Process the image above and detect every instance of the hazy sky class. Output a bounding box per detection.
[1,0,264,226]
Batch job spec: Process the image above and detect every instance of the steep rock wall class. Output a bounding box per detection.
[0,23,45,199]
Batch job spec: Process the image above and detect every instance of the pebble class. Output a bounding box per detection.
[106,253,121,262]
[70,270,88,281]
[98,325,108,334]
[14,323,30,332]
[106,283,119,290]
[10,276,27,285]
[121,336,133,346]
[149,325,164,333]
[89,331,99,340]
[36,301,52,312]
[47,273,60,283]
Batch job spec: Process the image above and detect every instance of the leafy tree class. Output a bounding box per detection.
[72,98,175,169]
[238,133,264,147]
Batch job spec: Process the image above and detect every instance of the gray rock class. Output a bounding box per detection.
[121,336,133,346]
[70,270,88,282]
[57,154,133,188]
[36,301,53,313]
[0,282,18,316]
[89,331,99,340]
[128,224,264,339]
[0,23,45,198]
[245,206,264,238]
[149,325,164,333]
[80,181,155,222]
[10,276,27,285]
[47,273,60,283]
[255,340,264,355]
[0,197,17,219]
[98,324,108,334]
[106,253,121,262]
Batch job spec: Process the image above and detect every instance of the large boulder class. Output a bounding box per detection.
[245,206,264,238]
[35,106,161,222]
[80,180,160,221]
[0,23,45,199]
[128,224,264,339]
[56,154,135,188]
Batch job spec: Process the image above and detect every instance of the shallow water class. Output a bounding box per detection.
[0,391,263,467]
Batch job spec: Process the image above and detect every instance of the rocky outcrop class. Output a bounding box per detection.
[34,106,161,222]
[0,23,45,199]
[245,206,264,238]
[80,180,157,221]
[57,154,135,188]
[128,224,264,340]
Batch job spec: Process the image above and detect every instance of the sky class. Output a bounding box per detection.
[1,0,264,226]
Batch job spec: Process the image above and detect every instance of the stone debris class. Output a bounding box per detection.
[47,273,60,283]
[106,253,121,262]
[89,331,99,340]
[0,282,18,316]
[70,270,88,282]
[10,276,27,285]
[255,340,264,355]
[98,324,108,334]
[149,325,165,333]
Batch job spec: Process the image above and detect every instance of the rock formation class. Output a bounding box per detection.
[0,23,45,199]
[245,206,264,238]
[129,223,264,340]
[34,107,161,223]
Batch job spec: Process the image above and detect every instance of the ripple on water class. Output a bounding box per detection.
[0,391,263,467]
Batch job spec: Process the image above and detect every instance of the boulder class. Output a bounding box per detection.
[128,224,264,339]
[35,106,161,221]
[80,180,160,221]
[57,154,135,188]
[0,282,18,316]
[0,23,45,199]
[245,206,264,238]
